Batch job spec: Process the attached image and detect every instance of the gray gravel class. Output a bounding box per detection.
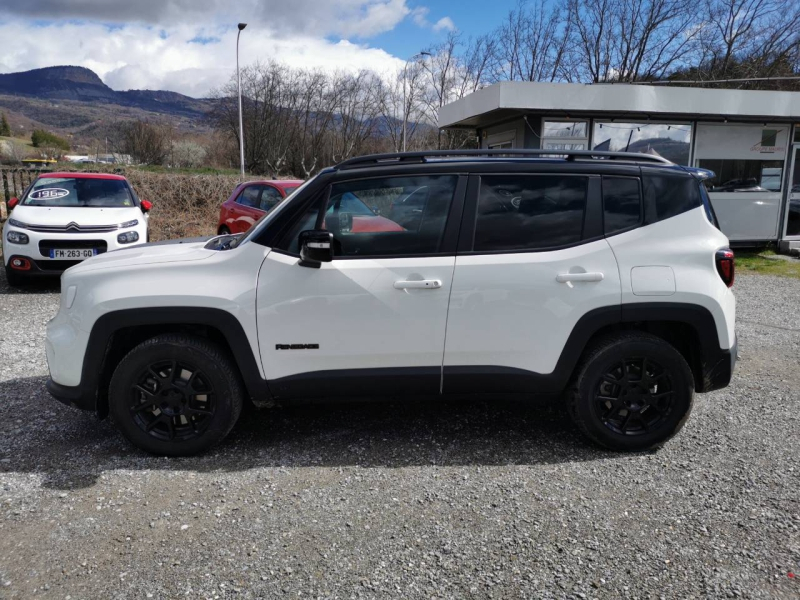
[0,270,799,600]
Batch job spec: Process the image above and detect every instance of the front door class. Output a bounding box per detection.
[784,147,800,239]
[256,174,464,399]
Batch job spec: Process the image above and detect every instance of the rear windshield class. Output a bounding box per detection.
[23,177,134,208]
[283,186,299,195]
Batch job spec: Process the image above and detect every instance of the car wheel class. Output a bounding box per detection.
[218,226,231,235]
[566,332,694,452]
[4,265,26,288]
[109,334,244,456]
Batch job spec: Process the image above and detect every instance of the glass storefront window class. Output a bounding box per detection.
[697,159,783,192]
[592,122,692,165]
[541,120,589,152]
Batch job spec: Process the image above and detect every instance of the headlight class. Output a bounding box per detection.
[119,219,139,228]
[117,231,140,244]
[6,230,29,244]
[8,218,27,229]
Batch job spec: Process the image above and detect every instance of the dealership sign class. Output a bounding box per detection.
[750,129,786,154]
[695,123,788,160]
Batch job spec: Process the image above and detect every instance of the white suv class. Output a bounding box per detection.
[3,172,150,286]
[44,150,736,456]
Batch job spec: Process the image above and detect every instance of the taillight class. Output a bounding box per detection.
[715,249,735,288]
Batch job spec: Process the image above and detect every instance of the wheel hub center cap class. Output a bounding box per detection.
[160,389,185,414]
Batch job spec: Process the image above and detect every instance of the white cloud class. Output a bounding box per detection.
[0,20,406,97]
[433,17,456,32]
[2,0,416,39]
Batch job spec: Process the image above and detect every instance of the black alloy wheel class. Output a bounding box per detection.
[130,359,216,442]
[567,332,694,451]
[110,334,244,456]
[593,357,674,436]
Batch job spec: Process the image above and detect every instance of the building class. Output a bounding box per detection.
[439,82,800,250]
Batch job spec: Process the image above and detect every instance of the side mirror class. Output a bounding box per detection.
[299,230,333,268]
[140,199,152,213]
[8,197,19,210]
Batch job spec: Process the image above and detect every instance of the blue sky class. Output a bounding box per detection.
[0,0,517,96]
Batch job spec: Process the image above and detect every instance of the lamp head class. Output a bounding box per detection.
[238,23,247,31]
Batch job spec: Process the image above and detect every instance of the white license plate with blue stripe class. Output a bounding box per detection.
[49,249,98,259]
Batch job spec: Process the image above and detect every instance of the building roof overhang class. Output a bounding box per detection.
[439,82,800,129]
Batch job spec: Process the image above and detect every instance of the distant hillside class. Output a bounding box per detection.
[0,66,211,118]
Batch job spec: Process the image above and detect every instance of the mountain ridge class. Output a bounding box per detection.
[0,66,211,118]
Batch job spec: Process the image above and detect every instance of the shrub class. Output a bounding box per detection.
[31,129,70,151]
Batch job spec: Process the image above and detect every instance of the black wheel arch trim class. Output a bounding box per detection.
[443,302,733,395]
[46,307,272,415]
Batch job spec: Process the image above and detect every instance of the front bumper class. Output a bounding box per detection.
[3,223,148,273]
[46,378,96,411]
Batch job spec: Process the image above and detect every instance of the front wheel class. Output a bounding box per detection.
[109,334,244,456]
[567,332,694,452]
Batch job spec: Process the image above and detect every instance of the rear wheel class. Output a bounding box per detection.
[109,334,244,456]
[567,332,694,451]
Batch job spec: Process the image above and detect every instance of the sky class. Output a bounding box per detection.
[0,0,511,98]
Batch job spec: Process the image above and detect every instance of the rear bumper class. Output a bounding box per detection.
[701,334,737,393]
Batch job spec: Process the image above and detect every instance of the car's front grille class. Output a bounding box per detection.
[26,223,120,233]
[38,239,108,257]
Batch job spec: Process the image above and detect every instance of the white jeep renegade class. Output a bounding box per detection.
[45,150,736,456]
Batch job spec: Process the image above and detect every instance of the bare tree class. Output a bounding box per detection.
[119,120,172,165]
[565,0,700,82]
[491,0,572,82]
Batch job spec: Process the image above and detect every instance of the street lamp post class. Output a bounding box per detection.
[236,23,247,178]
[401,51,430,153]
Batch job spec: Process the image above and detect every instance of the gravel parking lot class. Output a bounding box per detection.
[0,270,798,600]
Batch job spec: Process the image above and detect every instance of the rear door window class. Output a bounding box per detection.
[237,185,262,209]
[473,175,588,252]
[602,176,642,235]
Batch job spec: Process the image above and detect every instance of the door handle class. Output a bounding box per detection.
[556,272,604,283]
[394,279,443,290]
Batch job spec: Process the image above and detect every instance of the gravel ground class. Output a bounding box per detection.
[0,270,798,600]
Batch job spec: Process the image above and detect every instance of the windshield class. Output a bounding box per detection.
[23,177,134,208]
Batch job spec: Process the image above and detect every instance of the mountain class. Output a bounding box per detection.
[0,66,211,119]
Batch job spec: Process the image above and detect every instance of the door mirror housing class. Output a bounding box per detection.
[8,197,19,210]
[140,199,152,212]
[299,230,333,268]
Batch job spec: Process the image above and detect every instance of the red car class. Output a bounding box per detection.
[218,180,303,235]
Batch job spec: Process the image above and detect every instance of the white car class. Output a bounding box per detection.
[3,172,150,286]
[44,150,737,456]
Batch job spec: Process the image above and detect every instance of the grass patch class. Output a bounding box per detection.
[736,249,800,279]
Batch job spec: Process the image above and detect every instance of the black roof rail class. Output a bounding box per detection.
[335,149,673,170]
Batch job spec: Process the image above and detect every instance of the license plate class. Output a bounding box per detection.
[49,249,97,259]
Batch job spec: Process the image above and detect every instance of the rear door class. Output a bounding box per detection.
[442,172,622,394]
[256,174,466,399]
[232,184,265,233]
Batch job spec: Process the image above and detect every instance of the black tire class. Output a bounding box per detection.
[218,226,231,235]
[566,332,694,452]
[4,265,26,288]
[109,334,244,456]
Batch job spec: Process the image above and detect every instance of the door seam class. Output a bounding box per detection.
[439,256,459,394]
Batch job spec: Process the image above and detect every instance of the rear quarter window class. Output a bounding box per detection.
[641,167,702,224]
